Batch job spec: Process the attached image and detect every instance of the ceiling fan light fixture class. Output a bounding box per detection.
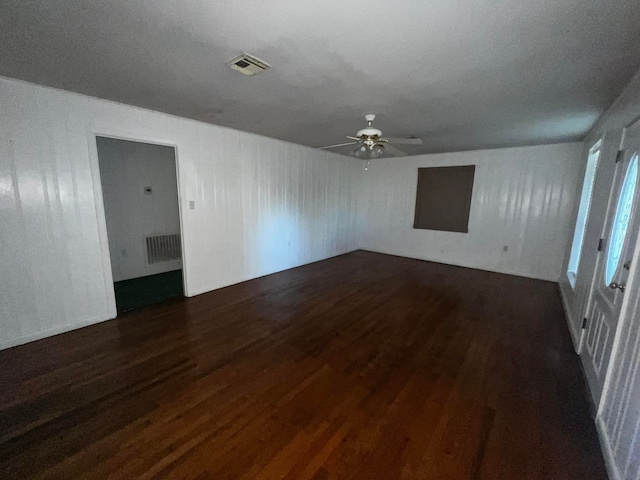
[353,144,370,159]
[353,142,385,159]
[370,143,385,158]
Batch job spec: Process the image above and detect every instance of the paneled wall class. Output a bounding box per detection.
[0,76,360,349]
[359,143,583,281]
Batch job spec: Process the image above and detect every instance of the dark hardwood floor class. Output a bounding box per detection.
[114,269,184,313]
[0,251,607,479]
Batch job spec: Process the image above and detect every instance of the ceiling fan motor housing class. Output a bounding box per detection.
[356,127,383,142]
[357,114,382,144]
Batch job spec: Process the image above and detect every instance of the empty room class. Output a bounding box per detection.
[2,1,640,479]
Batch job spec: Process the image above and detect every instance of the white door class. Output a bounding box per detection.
[582,118,640,405]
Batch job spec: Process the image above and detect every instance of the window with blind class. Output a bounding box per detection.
[413,165,475,233]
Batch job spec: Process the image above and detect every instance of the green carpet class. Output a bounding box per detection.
[114,270,184,313]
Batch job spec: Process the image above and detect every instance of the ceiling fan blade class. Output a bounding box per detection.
[385,137,423,145]
[317,141,358,150]
[384,144,408,157]
[346,136,360,140]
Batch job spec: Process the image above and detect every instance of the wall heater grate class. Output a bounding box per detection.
[145,233,181,265]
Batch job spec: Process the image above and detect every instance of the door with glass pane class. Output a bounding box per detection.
[582,119,640,405]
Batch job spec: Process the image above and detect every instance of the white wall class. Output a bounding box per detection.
[97,137,182,281]
[0,76,360,350]
[0,74,595,353]
[359,143,583,281]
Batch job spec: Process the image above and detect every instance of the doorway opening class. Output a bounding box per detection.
[96,136,184,313]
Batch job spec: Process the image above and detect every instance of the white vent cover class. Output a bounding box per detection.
[145,233,181,265]
[226,53,271,76]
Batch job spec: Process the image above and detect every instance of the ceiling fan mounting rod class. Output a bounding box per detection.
[365,114,376,127]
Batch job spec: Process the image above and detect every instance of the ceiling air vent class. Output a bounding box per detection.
[226,53,271,76]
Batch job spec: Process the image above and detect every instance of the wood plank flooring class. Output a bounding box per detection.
[0,251,608,479]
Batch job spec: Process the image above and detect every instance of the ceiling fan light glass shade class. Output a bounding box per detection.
[370,143,385,158]
[353,144,370,159]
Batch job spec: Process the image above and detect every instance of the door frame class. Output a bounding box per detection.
[86,127,189,318]
[566,137,604,354]
[573,130,624,354]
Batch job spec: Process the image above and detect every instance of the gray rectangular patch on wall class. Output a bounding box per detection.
[413,165,475,233]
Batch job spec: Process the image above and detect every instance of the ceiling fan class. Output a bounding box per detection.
[318,114,422,159]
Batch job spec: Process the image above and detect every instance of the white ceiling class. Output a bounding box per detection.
[2,0,640,156]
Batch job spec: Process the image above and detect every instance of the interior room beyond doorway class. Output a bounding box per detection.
[96,136,184,313]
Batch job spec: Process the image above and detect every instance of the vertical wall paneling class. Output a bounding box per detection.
[358,143,583,281]
[0,77,360,349]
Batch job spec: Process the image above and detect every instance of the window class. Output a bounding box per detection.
[413,165,475,233]
[567,141,601,288]
[605,153,638,286]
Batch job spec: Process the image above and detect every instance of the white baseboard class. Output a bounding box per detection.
[187,248,360,297]
[358,247,558,282]
[596,415,622,480]
[0,313,115,351]
[3,249,361,349]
